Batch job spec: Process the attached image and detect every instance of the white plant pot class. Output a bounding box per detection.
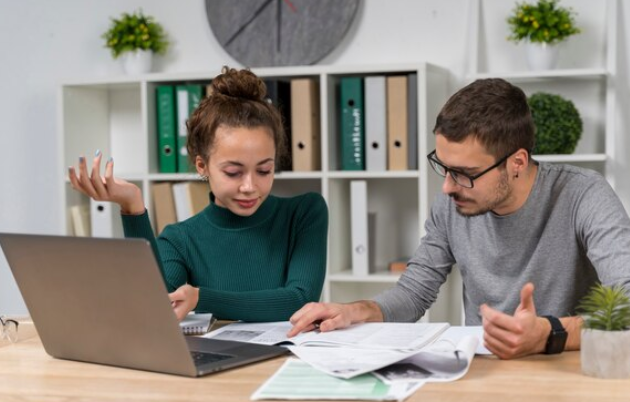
[121,50,153,75]
[581,329,630,378]
[525,42,559,71]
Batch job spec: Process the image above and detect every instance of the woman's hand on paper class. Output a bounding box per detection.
[68,150,144,214]
[169,284,200,321]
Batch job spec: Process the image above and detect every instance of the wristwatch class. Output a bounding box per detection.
[542,315,567,354]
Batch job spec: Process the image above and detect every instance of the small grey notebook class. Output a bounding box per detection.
[179,313,215,335]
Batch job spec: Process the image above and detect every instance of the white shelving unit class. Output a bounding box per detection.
[466,0,617,185]
[59,63,462,323]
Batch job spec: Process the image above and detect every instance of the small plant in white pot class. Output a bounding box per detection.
[102,10,169,75]
[578,283,630,378]
[507,0,581,70]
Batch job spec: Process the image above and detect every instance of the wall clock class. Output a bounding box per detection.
[205,0,361,67]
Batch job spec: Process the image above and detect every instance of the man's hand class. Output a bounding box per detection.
[169,284,200,321]
[287,300,383,338]
[480,283,550,359]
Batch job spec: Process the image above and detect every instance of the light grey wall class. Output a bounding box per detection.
[0,0,628,314]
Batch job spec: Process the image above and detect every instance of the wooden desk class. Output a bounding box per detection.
[1,322,628,402]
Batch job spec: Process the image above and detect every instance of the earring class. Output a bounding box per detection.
[200,175,208,182]
[515,171,519,179]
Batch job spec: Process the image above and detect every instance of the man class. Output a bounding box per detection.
[288,78,630,359]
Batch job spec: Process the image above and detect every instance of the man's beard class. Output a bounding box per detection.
[451,170,512,217]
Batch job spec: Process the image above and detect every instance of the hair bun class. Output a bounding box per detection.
[210,66,266,102]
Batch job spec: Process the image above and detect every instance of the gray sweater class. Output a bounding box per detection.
[374,162,630,325]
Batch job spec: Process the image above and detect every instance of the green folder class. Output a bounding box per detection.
[340,76,365,171]
[176,84,204,173]
[155,85,177,173]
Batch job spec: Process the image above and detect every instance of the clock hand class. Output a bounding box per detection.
[282,0,297,13]
[277,0,297,53]
[277,0,281,52]
[224,0,274,47]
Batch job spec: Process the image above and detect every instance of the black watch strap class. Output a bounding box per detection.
[542,315,567,354]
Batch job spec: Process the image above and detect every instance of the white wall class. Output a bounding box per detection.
[0,0,628,314]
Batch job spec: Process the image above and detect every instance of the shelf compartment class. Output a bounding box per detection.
[327,177,420,279]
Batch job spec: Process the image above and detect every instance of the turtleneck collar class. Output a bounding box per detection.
[204,192,278,230]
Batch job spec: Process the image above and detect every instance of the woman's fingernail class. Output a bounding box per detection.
[95,149,101,157]
[107,157,113,163]
[79,156,85,163]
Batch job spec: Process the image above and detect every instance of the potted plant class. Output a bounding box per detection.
[507,0,581,70]
[578,283,630,378]
[102,10,169,74]
[528,92,582,155]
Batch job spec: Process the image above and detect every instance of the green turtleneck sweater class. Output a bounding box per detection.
[121,192,328,322]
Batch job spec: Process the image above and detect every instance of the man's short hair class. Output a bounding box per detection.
[433,78,535,159]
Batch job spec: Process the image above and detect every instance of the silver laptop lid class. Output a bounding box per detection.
[0,233,197,377]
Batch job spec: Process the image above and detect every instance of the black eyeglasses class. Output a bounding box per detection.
[0,316,19,343]
[427,150,514,189]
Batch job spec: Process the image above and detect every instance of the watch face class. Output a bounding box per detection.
[205,0,360,67]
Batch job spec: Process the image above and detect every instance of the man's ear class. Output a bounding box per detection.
[512,148,530,177]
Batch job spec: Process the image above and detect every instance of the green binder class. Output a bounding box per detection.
[340,77,365,171]
[156,85,177,173]
[176,84,204,173]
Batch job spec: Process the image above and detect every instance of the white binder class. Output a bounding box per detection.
[365,76,387,171]
[351,180,369,276]
[90,199,123,238]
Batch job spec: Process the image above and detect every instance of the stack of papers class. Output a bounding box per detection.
[205,322,488,400]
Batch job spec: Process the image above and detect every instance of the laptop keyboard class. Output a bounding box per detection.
[190,351,233,366]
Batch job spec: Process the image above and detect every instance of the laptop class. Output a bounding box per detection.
[0,233,287,377]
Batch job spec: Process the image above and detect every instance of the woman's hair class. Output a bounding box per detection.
[186,66,287,166]
[433,78,535,160]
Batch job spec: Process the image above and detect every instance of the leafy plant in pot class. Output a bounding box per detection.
[578,283,630,378]
[102,10,169,75]
[507,0,581,70]
[528,92,582,155]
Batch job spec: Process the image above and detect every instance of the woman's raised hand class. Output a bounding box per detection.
[68,150,145,214]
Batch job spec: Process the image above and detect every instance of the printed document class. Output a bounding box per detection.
[287,327,480,380]
[204,321,449,351]
[251,358,424,401]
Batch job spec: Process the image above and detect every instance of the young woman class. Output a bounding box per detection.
[68,67,328,322]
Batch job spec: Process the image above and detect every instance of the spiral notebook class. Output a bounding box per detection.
[179,313,215,335]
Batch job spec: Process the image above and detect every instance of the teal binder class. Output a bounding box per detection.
[155,85,177,173]
[340,77,365,171]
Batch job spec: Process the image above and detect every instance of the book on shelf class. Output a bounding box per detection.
[265,79,293,172]
[172,181,210,222]
[386,75,408,171]
[365,75,387,171]
[340,76,365,171]
[388,259,409,273]
[155,85,178,174]
[179,313,215,335]
[290,78,321,171]
[69,204,91,237]
[151,182,177,234]
[176,84,204,173]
